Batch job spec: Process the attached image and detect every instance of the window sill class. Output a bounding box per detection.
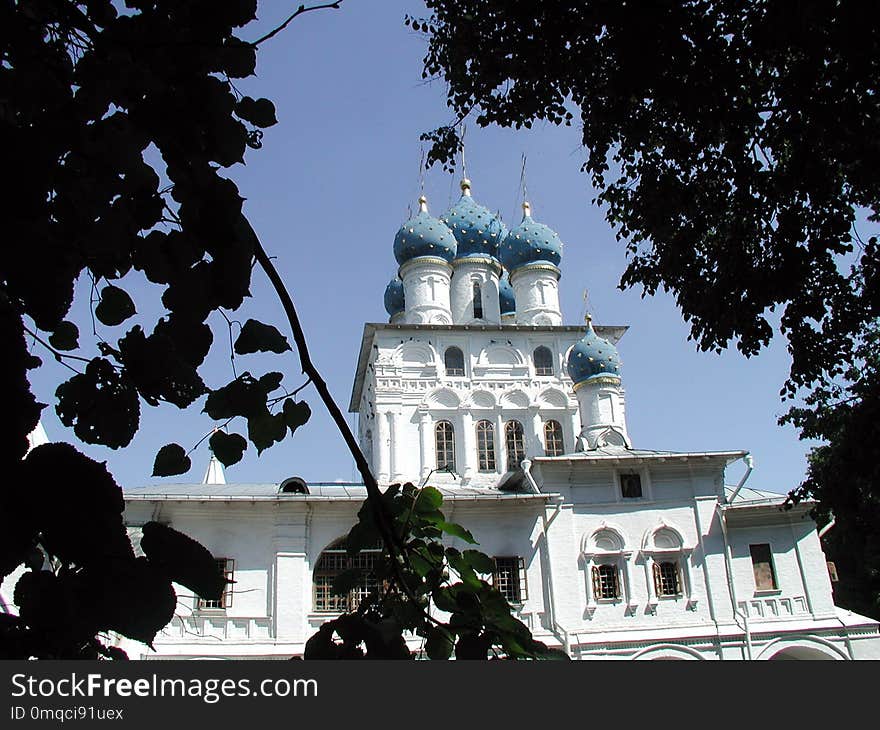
[753,589,782,597]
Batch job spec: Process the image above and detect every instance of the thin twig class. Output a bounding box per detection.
[20,324,88,374]
[251,2,342,47]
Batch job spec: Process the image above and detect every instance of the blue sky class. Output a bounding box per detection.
[28,0,817,492]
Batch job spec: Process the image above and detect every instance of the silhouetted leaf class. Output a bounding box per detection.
[49,321,79,351]
[141,522,226,602]
[235,96,278,128]
[152,443,191,477]
[331,568,363,596]
[234,318,291,355]
[208,430,247,467]
[247,410,287,453]
[282,398,311,435]
[55,358,140,448]
[95,285,136,326]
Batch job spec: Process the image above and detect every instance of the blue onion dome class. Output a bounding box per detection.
[567,314,622,388]
[393,195,457,266]
[499,274,515,315]
[384,276,405,316]
[499,201,563,272]
[440,179,506,261]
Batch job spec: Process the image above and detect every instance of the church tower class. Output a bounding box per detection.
[441,179,506,324]
[393,195,456,325]
[355,182,626,486]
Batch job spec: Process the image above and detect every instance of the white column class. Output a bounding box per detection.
[460,411,475,480]
[375,409,390,484]
[495,410,505,472]
[528,407,543,458]
[389,411,401,483]
[418,410,432,481]
[570,410,581,449]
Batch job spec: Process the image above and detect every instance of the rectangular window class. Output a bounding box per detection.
[493,556,527,604]
[750,544,778,591]
[653,561,681,597]
[620,473,642,499]
[591,564,620,600]
[197,558,234,610]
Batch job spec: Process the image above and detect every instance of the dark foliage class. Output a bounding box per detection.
[2,0,549,660]
[415,0,880,616]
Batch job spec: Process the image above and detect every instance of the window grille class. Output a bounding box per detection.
[313,540,381,613]
[444,346,465,376]
[197,558,234,610]
[476,420,496,472]
[620,473,642,499]
[533,346,554,376]
[493,556,527,604]
[505,420,525,471]
[653,561,682,597]
[543,420,565,456]
[435,421,456,471]
[749,543,778,591]
[473,281,483,319]
[591,564,620,600]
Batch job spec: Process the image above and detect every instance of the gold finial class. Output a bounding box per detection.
[585,312,593,328]
[460,178,472,196]
[418,195,428,213]
[522,200,532,217]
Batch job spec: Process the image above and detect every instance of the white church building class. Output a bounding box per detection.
[6,181,880,660]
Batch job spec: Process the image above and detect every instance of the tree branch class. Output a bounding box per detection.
[251,2,343,47]
[246,220,403,562]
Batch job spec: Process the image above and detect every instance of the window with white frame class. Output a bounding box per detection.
[505,420,525,471]
[492,556,527,604]
[642,526,693,607]
[435,420,455,471]
[313,539,381,613]
[653,560,683,597]
[544,420,565,456]
[444,346,465,376]
[473,281,483,319]
[583,527,632,610]
[620,472,642,499]
[476,419,496,472]
[749,543,778,591]
[592,563,621,600]
[197,558,234,610]
[533,346,554,376]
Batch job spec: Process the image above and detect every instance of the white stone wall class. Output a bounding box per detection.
[399,257,453,325]
[449,258,502,324]
[359,327,584,485]
[510,265,562,326]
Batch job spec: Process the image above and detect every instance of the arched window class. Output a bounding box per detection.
[544,420,565,456]
[444,346,465,376]
[435,421,455,471]
[475,420,496,472]
[504,420,525,471]
[533,346,553,376]
[583,527,632,612]
[473,281,483,319]
[642,525,693,609]
[313,538,380,613]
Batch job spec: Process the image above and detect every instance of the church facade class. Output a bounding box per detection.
[6,182,879,660]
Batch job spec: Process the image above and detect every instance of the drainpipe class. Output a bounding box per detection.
[818,516,836,539]
[727,454,754,504]
[718,504,753,660]
[522,459,570,656]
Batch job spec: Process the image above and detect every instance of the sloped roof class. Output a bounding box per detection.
[123,482,550,503]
